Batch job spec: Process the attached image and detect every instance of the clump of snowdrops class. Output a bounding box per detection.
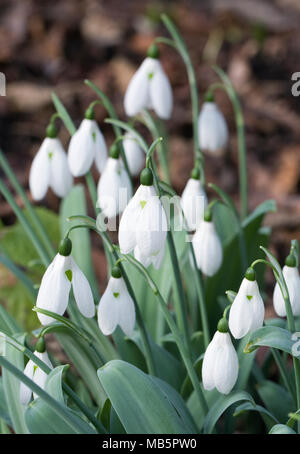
[0,14,299,435]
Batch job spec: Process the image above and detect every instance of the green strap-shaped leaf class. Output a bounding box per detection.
[269,424,296,434]
[203,390,255,434]
[256,380,295,424]
[2,334,28,434]
[97,360,194,434]
[244,325,296,356]
[25,365,95,434]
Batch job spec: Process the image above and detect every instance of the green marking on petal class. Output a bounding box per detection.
[65,269,73,282]
[33,365,38,374]
[113,292,119,298]
[48,151,53,160]
[92,132,96,142]
[148,72,154,80]
[140,200,147,209]
[117,169,121,176]
[246,295,253,301]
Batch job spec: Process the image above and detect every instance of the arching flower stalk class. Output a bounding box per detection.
[36,238,95,325]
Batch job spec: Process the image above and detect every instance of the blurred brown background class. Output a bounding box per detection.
[1,0,300,268]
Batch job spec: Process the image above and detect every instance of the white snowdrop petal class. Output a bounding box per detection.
[32,351,53,400]
[71,258,95,318]
[198,102,228,153]
[149,61,173,119]
[202,331,223,391]
[68,119,95,177]
[116,278,136,337]
[249,285,265,331]
[134,245,152,268]
[29,138,51,201]
[92,123,108,174]
[36,254,71,325]
[192,221,222,276]
[213,333,239,394]
[97,278,119,335]
[136,194,167,259]
[273,282,286,317]
[118,185,149,254]
[181,179,207,231]
[122,133,145,176]
[229,278,262,339]
[98,159,132,219]
[49,139,73,198]
[124,60,151,117]
[151,245,166,270]
[20,359,34,405]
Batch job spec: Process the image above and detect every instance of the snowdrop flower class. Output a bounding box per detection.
[273,254,300,317]
[119,168,167,269]
[29,123,73,201]
[98,266,135,337]
[68,107,107,177]
[122,132,145,177]
[192,209,223,276]
[202,318,239,395]
[198,92,228,154]
[20,339,53,405]
[181,168,207,231]
[36,238,95,325]
[97,144,132,219]
[124,44,173,119]
[229,267,265,339]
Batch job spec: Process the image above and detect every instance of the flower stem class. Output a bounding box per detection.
[2,333,106,433]
[253,250,300,432]
[160,14,203,173]
[85,79,133,191]
[0,150,56,259]
[63,221,156,376]
[0,178,50,267]
[140,110,170,184]
[122,252,208,415]
[211,67,248,219]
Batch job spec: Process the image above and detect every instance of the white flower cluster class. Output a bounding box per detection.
[27,42,300,407]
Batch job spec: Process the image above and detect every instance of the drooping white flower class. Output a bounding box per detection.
[273,255,300,317]
[181,170,207,231]
[98,267,135,337]
[97,144,133,219]
[192,213,223,276]
[202,320,239,395]
[29,131,73,201]
[124,44,173,119]
[122,132,145,177]
[229,267,265,339]
[36,238,95,325]
[198,96,228,154]
[118,168,167,269]
[68,112,107,177]
[20,350,53,405]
